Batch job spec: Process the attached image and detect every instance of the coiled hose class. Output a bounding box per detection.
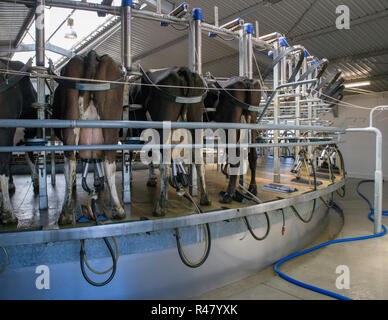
[274,180,387,300]
[174,192,212,269]
[168,163,211,269]
[79,194,119,287]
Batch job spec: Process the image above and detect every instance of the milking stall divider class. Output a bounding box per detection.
[0,0,385,300]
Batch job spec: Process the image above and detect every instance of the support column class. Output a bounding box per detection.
[273,40,281,183]
[121,0,133,204]
[188,8,202,197]
[239,24,254,188]
[35,0,48,211]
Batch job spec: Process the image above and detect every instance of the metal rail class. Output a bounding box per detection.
[0,120,345,132]
[0,140,340,153]
[0,180,345,247]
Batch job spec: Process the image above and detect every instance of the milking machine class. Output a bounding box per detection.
[79,159,119,287]
[0,0,352,299]
[168,158,211,268]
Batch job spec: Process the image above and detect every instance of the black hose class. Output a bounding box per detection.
[169,164,212,269]
[243,214,271,241]
[80,237,117,287]
[290,154,317,224]
[79,198,118,287]
[235,190,271,241]
[175,224,212,269]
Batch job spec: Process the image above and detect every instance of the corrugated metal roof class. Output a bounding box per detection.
[0,2,31,48]
[1,0,387,92]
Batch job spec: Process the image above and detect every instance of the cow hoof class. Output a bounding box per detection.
[0,210,17,225]
[58,213,73,226]
[248,184,258,196]
[112,207,126,220]
[8,183,16,196]
[59,203,74,225]
[147,179,157,188]
[153,202,166,217]
[219,192,233,204]
[33,180,39,195]
[200,197,211,207]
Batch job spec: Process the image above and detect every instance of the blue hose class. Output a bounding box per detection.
[274,180,388,300]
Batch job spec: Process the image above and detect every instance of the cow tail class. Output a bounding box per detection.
[83,51,100,101]
[177,67,193,98]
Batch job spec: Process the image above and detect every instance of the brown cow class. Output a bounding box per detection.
[204,77,261,203]
[53,51,125,225]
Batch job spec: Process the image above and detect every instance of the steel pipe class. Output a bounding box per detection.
[346,126,384,235]
[0,120,344,132]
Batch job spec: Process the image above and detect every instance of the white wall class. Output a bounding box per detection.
[320,91,388,180]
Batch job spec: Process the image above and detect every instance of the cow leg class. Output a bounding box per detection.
[195,162,211,207]
[187,109,210,207]
[59,152,77,225]
[104,158,125,220]
[0,153,17,225]
[153,162,169,217]
[248,129,258,196]
[8,172,15,196]
[147,161,157,187]
[26,152,39,194]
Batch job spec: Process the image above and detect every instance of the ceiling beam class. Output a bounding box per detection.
[290,9,388,43]
[328,47,388,65]
[133,0,275,65]
[345,73,388,83]
[142,0,174,13]
[13,7,35,49]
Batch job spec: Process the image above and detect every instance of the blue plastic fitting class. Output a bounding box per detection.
[268,51,274,57]
[244,23,254,35]
[304,50,308,57]
[279,37,288,47]
[121,0,133,7]
[161,22,169,27]
[209,32,217,38]
[193,8,203,21]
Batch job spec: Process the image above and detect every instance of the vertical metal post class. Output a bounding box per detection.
[189,8,202,197]
[121,0,133,204]
[273,40,281,183]
[49,78,56,186]
[214,6,219,28]
[121,0,132,71]
[295,51,303,157]
[346,126,384,235]
[245,23,254,79]
[239,28,246,77]
[35,0,48,211]
[307,60,314,157]
[156,0,161,14]
[239,24,254,188]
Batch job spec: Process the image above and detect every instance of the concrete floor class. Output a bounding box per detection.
[196,178,388,300]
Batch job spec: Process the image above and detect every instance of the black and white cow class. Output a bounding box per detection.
[128,67,211,217]
[0,58,38,225]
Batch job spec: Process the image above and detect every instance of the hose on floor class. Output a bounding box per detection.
[274,180,387,300]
